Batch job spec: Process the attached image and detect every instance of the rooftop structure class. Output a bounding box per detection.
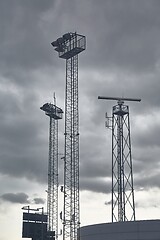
[22,206,49,240]
[80,220,160,240]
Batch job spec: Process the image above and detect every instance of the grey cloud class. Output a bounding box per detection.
[80,177,111,194]
[0,192,30,204]
[105,200,112,206]
[133,117,160,148]
[134,170,160,190]
[80,127,112,193]
[33,197,45,205]
[0,87,48,183]
[60,0,160,72]
[0,0,160,196]
[0,0,59,80]
[0,192,46,205]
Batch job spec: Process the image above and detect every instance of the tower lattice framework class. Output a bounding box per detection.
[40,97,63,239]
[98,96,141,223]
[111,100,135,222]
[51,32,86,240]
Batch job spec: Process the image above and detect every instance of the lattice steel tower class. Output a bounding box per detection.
[40,95,63,239]
[51,33,86,240]
[98,96,141,222]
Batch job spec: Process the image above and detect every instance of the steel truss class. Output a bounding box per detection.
[51,32,86,240]
[98,96,141,223]
[48,116,58,236]
[40,101,63,239]
[64,55,80,240]
[112,101,135,222]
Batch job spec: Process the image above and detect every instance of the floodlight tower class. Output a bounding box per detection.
[98,96,141,222]
[51,33,86,240]
[40,95,63,239]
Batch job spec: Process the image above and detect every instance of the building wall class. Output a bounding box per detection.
[80,220,160,240]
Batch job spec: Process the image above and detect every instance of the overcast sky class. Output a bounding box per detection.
[1,0,160,239]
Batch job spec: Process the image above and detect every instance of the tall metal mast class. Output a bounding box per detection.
[51,33,86,240]
[98,96,141,222]
[40,96,63,239]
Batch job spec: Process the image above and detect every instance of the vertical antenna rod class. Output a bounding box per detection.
[40,96,63,239]
[98,96,141,222]
[51,33,86,240]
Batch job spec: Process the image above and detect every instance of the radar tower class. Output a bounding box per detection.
[98,96,141,222]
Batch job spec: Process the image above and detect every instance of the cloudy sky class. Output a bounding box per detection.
[1,0,160,239]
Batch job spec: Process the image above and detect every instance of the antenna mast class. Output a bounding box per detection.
[40,96,63,239]
[98,96,141,222]
[51,33,86,240]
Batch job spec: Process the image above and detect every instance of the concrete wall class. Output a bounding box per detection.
[80,220,160,240]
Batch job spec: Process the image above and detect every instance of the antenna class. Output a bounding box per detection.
[40,96,63,239]
[53,92,56,105]
[51,32,86,240]
[98,96,141,102]
[98,95,141,222]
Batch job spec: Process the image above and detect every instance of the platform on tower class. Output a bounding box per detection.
[40,103,63,119]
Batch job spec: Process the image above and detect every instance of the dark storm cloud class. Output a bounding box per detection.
[0,0,64,185]
[59,0,160,72]
[132,113,160,148]
[79,112,112,193]
[0,0,160,196]
[74,0,160,194]
[33,197,45,205]
[0,192,30,204]
[0,0,63,91]
[0,192,45,204]
[0,84,48,183]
